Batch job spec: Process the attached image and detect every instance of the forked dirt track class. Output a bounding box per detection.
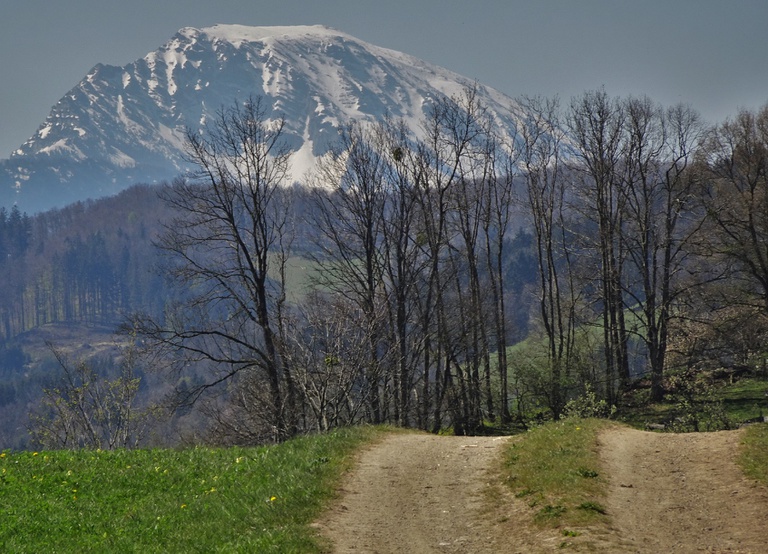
[315,428,768,553]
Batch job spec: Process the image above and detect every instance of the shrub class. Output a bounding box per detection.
[563,385,615,419]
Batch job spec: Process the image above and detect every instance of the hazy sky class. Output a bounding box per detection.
[1,0,767,158]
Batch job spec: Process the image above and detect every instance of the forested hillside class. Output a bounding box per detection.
[0,185,170,339]
[0,186,176,447]
[0,177,540,449]
[2,88,767,450]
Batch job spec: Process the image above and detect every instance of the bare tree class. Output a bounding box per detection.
[283,292,378,431]
[311,120,390,423]
[377,120,425,426]
[700,104,768,310]
[519,95,578,417]
[131,96,296,442]
[413,85,503,433]
[480,130,518,423]
[568,90,631,402]
[311,118,428,427]
[621,98,705,400]
[675,103,768,378]
[31,343,156,449]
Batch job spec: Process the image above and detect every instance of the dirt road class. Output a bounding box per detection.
[600,427,768,553]
[316,428,768,553]
[315,433,515,553]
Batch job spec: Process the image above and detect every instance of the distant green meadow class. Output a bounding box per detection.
[0,426,383,553]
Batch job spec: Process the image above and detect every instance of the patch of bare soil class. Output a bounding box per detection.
[15,322,125,360]
[599,427,768,553]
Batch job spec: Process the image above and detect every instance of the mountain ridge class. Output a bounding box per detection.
[1,24,522,213]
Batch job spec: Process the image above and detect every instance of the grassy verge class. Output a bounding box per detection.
[502,418,612,530]
[718,378,768,422]
[618,377,768,430]
[0,426,384,553]
[739,423,768,484]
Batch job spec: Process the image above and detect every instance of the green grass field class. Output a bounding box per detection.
[0,426,384,553]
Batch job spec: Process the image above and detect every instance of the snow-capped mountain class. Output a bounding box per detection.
[1,24,523,213]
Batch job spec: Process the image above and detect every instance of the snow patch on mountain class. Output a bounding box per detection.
[199,24,341,46]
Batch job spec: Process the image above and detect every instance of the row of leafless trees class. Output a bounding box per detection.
[520,92,707,412]
[309,89,518,434]
[521,91,768,416]
[126,90,768,444]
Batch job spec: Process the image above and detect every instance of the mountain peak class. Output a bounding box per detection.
[1,25,522,213]
[192,24,345,46]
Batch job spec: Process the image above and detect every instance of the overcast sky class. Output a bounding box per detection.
[1,0,767,158]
